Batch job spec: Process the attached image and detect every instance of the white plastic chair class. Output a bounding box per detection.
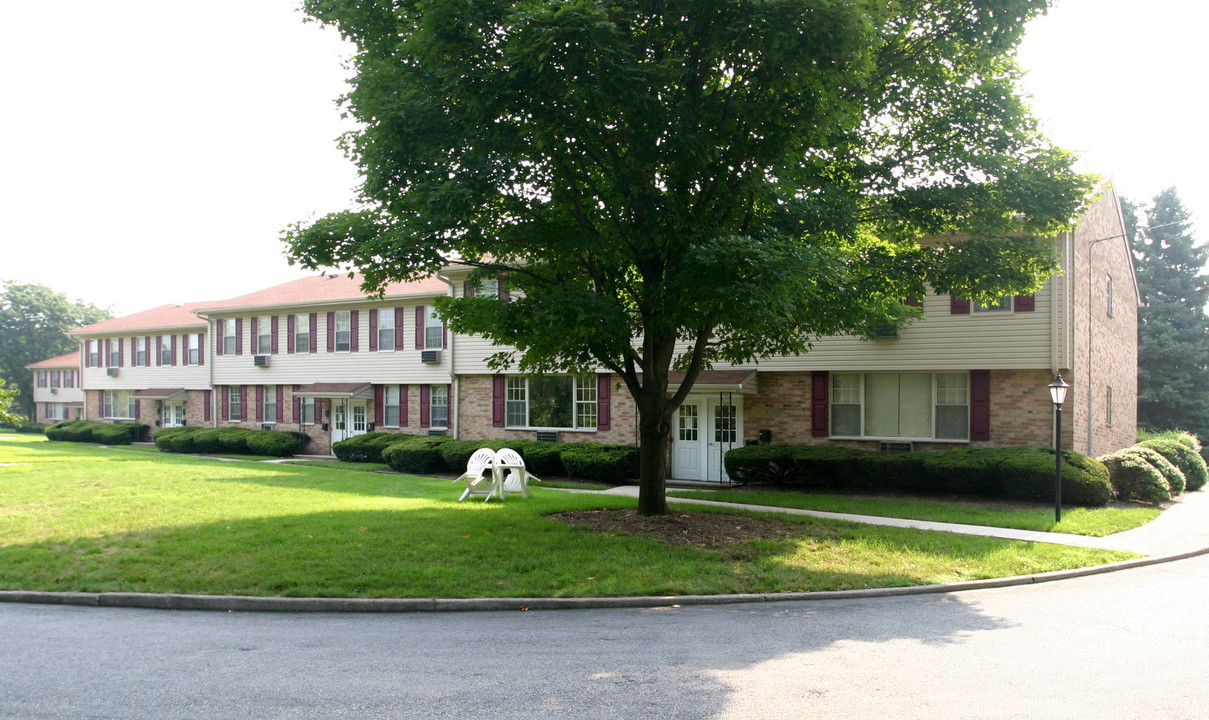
[453,447,502,502]
[494,447,539,499]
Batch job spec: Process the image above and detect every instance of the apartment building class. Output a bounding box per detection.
[24,352,84,424]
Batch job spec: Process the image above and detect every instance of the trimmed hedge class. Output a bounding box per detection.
[438,439,568,477]
[559,443,639,484]
[1100,451,1171,504]
[382,436,453,474]
[45,420,147,445]
[154,426,201,453]
[332,432,420,463]
[723,444,1113,506]
[155,426,304,458]
[246,430,307,458]
[1136,438,1208,492]
[1118,446,1185,496]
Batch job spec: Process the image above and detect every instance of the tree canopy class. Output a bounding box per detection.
[0,281,111,417]
[286,0,1093,514]
[1126,188,1209,437]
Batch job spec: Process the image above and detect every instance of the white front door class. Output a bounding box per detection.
[671,396,743,482]
[332,399,368,444]
[163,402,185,428]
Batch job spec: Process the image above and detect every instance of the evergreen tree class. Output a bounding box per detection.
[1129,188,1209,436]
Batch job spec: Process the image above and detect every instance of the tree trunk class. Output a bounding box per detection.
[636,406,672,516]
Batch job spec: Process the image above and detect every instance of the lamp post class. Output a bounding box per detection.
[1048,373,1070,523]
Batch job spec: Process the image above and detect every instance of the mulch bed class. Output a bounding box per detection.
[549,508,795,547]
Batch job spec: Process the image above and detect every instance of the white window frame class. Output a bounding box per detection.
[1106,387,1114,427]
[164,402,185,428]
[377,310,395,351]
[160,335,173,365]
[384,385,401,427]
[88,340,100,368]
[103,390,136,420]
[503,375,597,430]
[424,307,443,350]
[135,337,147,367]
[263,385,277,424]
[478,278,499,298]
[972,297,1013,313]
[1106,274,1114,317]
[335,311,352,352]
[257,316,273,355]
[187,334,201,365]
[830,372,970,441]
[430,385,449,428]
[295,318,310,354]
[223,321,236,355]
[229,386,242,422]
[301,399,315,425]
[108,339,121,367]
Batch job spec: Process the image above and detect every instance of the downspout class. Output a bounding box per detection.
[195,312,217,428]
[435,271,458,439]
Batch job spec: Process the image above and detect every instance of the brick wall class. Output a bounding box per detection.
[1069,190,1139,456]
[456,375,639,445]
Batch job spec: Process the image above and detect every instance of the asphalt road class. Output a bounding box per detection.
[3,554,1207,719]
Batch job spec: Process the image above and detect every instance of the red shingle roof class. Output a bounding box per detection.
[192,274,448,314]
[69,302,210,335]
[24,351,80,369]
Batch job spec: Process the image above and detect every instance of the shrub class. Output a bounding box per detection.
[89,423,146,445]
[515,441,565,477]
[332,432,418,463]
[191,428,224,453]
[45,419,86,441]
[1119,446,1185,496]
[382,436,453,474]
[154,426,202,453]
[1137,428,1201,451]
[559,443,639,484]
[1100,451,1171,504]
[992,448,1114,506]
[723,445,798,485]
[1136,438,1208,492]
[246,430,306,458]
[439,439,510,470]
[215,427,254,454]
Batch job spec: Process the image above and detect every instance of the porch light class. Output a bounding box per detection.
[1048,373,1069,523]
[1048,373,1070,406]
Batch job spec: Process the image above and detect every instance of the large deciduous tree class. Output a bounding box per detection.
[1126,188,1209,437]
[0,281,111,417]
[285,0,1093,515]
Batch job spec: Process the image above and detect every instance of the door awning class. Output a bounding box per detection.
[666,370,759,395]
[133,388,189,401]
[292,382,374,399]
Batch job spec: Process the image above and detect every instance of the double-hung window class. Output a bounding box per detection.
[135,337,147,366]
[973,297,1013,313]
[831,372,970,441]
[160,335,173,365]
[504,376,597,429]
[223,321,237,355]
[103,390,136,419]
[430,385,449,428]
[301,398,315,424]
[257,316,273,354]
[88,340,100,368]
[263,385,277,423]
[378,310,394,351]
[384,385,401,426]
[335,311,351,352]
[295,317,310,354]
[187,334,200,365]
[229,386,242,422]
[108,340,120,367]
[424,308,442,349]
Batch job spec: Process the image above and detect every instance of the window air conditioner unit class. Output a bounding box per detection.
[106,368,119,377]
[49,387,58,395]
[253,355,270,367]
[420,350,441,364]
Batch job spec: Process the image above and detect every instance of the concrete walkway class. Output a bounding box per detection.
[599,484,1209,556]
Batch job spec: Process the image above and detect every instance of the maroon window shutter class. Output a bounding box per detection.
[420,385,431,428]
[104,339,110,366]
[314,398,322,423]
[204,389,212,422]
[492,375,505,427]
[171,335,178,366]
[597,374,611,431]
[292,386,301,423]
[811,371,829,437]
[950,296,970,315]
[415,306,425,349]
[369,309,378,351]
[118,338,124,367]
[235,318,244,355]
[400,384,409,427]
[199,334,205,366]
[276,385,283,418]
[256,386,264,423]
[1014,294,1036,312]
[250,317,258,352]
[905,297,922,308]
[130,337,137,365]
[464,281,475,298]
[394,307,405,350]
[351,310,360,352]
[271,316,279,354]
[309,313,318,352]
[327,311,335,352]
[499,282,510,301]
[155,335,162,366]
[241,386,248,421]
[970,370,991,441]
[287,315,296,354]
[374,385,384,425]
[221,386,229,421]
[443,320,448,349]
[216,320,224,356]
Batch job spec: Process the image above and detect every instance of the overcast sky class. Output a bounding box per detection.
[1,0,1205,316]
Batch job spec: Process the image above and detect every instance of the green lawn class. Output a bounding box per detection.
[0,436,1137,599]
[669,488,1160,537]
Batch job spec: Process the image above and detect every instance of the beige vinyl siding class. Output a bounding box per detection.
[210,305,453,386]
[79,334,210,391]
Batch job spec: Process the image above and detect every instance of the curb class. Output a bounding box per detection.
[4,546,1207,614]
